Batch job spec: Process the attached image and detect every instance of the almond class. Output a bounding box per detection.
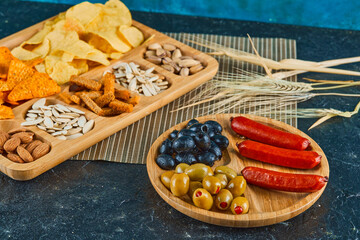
[16,146,34,163]
[32,143,50,159]
[0,131,9,148]
[11,132,34,144]
[8,128,28,135]
[26,140,42,154]
[7,153,24,163]
[3,137,21,152]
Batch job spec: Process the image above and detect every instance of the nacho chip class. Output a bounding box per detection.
[8,72,61,101]
[0,59,35,91]
[23,58,44,68]
[0,105,14,119]
[0,47,16,76]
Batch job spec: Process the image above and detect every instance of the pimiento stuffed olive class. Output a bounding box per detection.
[230,197,249,215]
[215,166,237,180]
[184,163,212,181]
[202,175,222,195]
[214,173,228,188]
[215,189,233,210]
[192,188,213,210]
[188,181,203,199]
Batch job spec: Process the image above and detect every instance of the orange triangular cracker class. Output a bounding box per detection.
[0,59,34,91]
[8,72,61,101]
[23,58,44,68]
[0,105,14,119]
[0,47,16,77]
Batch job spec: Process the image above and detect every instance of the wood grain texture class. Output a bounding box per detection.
[146,114,329,227]
[0,18,218,181]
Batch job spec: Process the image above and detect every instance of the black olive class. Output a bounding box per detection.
[188,123,208,133]
[194,131,211,151]
[196,151,217,166]
[207,129,216,138]
[211,135,229,150]
[177,129,197,138]
[186,119,199,128]
[156,154,175,170]
[172,136,196,153]
[175,152,197,165]
[204,120,222,133]
[209,141,222,159]
[159,139,173,155]
[169,130,179,140]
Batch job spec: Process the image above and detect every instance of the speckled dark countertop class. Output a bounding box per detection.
[0,1,359,239]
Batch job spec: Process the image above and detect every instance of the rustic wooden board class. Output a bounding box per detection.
[0,19,218,180]
[146,114,329,227]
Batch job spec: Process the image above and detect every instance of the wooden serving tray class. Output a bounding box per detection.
[146,114,329,227]
[0,19,218,180]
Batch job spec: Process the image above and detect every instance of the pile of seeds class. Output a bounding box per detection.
[0,128,50,163]
[111,62,168,96]
[144,43,204,76]
[21,98,94,140]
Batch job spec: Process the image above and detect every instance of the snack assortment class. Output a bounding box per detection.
[145,43,204,76]
[11,0,144,84]
[0,47,61,119]
[21,98,94,140]
[161,163,249,214]
[0,128,50,163]
[111,62,169,96]
[156,119,229,170]
[58,72,140,116]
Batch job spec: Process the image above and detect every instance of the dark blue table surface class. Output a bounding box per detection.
[1,1,359,239]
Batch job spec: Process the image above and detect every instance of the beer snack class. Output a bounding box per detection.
[11,0,144,84]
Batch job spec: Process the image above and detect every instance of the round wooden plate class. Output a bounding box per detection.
[146,114,329,227]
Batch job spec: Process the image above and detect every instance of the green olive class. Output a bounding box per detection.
[227,176,246,198]
[192,188,213,210]
[215,166,237,180]
[184,163,212,181]
[206,166,214,176]
[230,197,249,215]
[188,181,203,199]
[175,163,190,173]
[214,173,228,188]
[160,171,175,189]
[215,189,233,210]
[202,176,222,195]
[170,173,190,197]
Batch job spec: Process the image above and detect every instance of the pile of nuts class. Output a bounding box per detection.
[0,128,50,163]
[21,98,94,140]
[145,43,204,76]
[111,62,169,96]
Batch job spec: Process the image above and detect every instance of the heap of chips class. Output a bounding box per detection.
[11,0,144,85]
[0,47,61,119]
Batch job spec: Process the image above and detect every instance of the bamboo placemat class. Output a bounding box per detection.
[70,33,297,164]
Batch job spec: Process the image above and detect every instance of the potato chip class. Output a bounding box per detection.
[104,0,132,27]
[49,61,79,85]
[8,72,61,101]
[0,59,34,91]
[35,63,46,73]
[118,26,144,48]
[65,2,102,28]
[11,47,41,61]
[0,105,14,119]
[90,30,131,53]
[88,34,116,54]
[69,59,88,75]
